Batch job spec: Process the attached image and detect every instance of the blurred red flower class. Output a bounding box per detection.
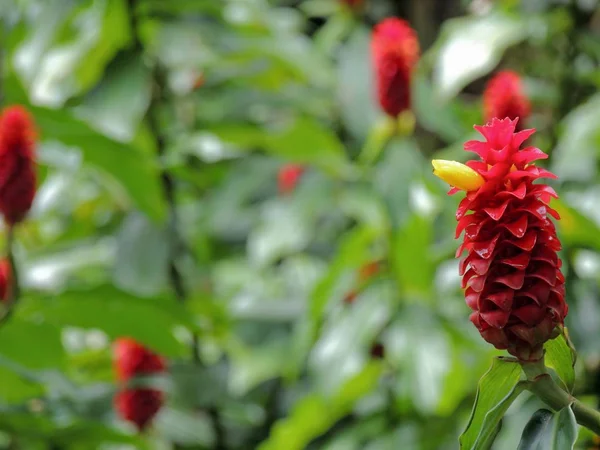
[0,259,11,303]
[114,388,164,432]
[113,338,166,431]
[371,18,420,117]
[278,164,304,195]
[0,106,37,226]
[484,71,531,130]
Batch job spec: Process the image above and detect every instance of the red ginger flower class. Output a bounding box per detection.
[113,338,166,381]
[0,106,37,226]
[484,71,531,130]
[278,164,304,195]
[433,118,567,361]
[113,338,166,431]
[114,388,164,432]
[0,259,11,303]
[371,18,420,118]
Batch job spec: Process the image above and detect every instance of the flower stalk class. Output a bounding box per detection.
[521,358,600,435]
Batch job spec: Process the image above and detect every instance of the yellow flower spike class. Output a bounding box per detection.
[431,160,485,191]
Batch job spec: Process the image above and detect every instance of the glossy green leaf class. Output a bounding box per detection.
[433,13,527,100]
[31,106,165,221]
[544,335,575,392]
[460,357,524,450]
[517,407,578,450]
[517,409,554,450]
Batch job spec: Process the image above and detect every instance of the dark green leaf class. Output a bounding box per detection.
[517,409,554,450]
[517,407,578,450]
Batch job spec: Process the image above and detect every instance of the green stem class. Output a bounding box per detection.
[0,226,20,326]
[520,359,600,435]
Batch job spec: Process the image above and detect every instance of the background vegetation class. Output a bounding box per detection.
[1,0,600,448]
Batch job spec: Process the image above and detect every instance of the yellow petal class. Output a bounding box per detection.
[431,160,485,191]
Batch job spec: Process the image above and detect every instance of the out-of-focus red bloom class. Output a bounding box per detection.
[433,118,567,361]
[0,259,11,303]
[358,261,380,282]
[114,388,164,431]
[371,18,420,118]
[343,261,382,305]
[113,338,165,382]
[278,164,304,195]
[113,338,166,431]
[484,71,531,130]
[0,106,37,225]
[343,291,357,305]
[192,73,205,90]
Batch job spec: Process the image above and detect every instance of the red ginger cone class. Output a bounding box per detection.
[113,338,166,431]
[0,106,37,226]
[278,164,304,195]
[433,118,567,361]
[371,18,420,118]
[0,259,11,303]
[484,71,531,130]
[114,388,164,432]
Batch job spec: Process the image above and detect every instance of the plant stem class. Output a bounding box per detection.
[521,359,600,435]
[0,226,20,326]
[127,3,225,448]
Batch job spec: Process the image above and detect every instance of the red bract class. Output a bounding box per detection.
[113,338,166,431]
[371,18,419,118]
[0,259,11,303]
[484,71,531,130]
[450,118,567,361]
[0,106,37,226]
[114,388,164,431]
[113,338,166,382]
[278,164,304,195]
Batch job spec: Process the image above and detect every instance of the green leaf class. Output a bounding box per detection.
[432,13,527,100]
[392,214,434,297]
[336,26,380,141]
[518,409,553,450]
[0,320,65,402]
[412,68,464,142]
[551,198,600,252]
[551,93,600,182]
[258,361,383,450]
[460,357,524,450]
[309,226,379,321]
[19,286,192,357]
[113,212,169,297]
[31,106,165,221]
[15,0,130,106]
[517,407,578,450]
[544,335,575,392]
[263,117,352,177]
[75,54,152,142]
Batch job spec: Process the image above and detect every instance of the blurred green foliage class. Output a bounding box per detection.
[1,0,600,448]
